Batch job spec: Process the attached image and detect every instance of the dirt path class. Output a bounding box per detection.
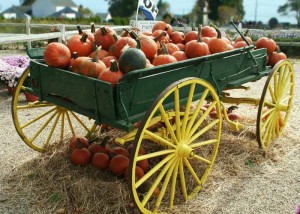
[0,55,299,213]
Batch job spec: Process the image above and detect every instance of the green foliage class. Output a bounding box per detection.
[206,0,245,23]
[107,0,138,17]
[278,0,300,25]
[111,17,129,25]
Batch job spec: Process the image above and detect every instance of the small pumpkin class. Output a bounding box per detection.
[89,136,111,155]
[102,55,118,68]
[69,136,89,151]
[71,140,91,165]
[170,31,185,44]
[172,51,188,61]
[109,155,129,176]
[110,146,130,158]
[113,36,137,58]
[152,13,173,36]
[44,42,71,68]
[124,165,144,181]
[92,152,110,170]
[201,24,217,38]
[268,46,287,67]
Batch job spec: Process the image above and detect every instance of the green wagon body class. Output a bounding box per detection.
[27,46,269,132]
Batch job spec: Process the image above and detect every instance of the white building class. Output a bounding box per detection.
[32,0,78,18]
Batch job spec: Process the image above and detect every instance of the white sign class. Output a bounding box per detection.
[130,20,157,32]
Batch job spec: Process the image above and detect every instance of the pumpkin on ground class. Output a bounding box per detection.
[44,42,71,68]
[92,152,110,170]
[89,136,111,155]
[70,140,91,166]
[69,136,89,151]
[109,155,129,176]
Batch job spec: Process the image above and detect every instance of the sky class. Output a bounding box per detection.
[0,0,297,24]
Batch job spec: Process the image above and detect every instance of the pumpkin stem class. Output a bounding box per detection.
[80,33,89,42]
[113,33,119,42]
[197,24,203,42]
[160,41,169,55]
[76,138,84,149]
[71,52,78,60]
[129,31,142,49]
[244,29,249,36]
[109,60,119,72]
[101,136,110,147]
[153,31,166,42]
[120,28,131,37]
[92,46,102,62]
[92,41,97,51]
[100,27,108,35]
[211,24,222,39]
[91,22,96,33]
[77,25,83,35]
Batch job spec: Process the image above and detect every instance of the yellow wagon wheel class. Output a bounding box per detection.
[129,77,222,213]
[12,68,97,152]
[256,60,294,150]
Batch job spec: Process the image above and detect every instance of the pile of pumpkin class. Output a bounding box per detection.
[69,135,149,181]
[43,19,287,87]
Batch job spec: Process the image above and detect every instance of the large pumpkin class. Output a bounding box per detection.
[94,26,118,51]
[72,47,106,78]
[255,37,277,54]
[44,42,71,68]
[118,35,147,73]
[185,25,210,58]
[67,33,93,57]
[153,41,177,66]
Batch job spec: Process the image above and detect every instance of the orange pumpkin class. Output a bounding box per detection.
[44,42,71,68]
[98,60,124,87]
[109,155,129,176]
[172,51,188,61]
[67,33,93,57]
[255,37,277,54]
[92,152,110,170]
[153,41,177,66]
[94,26,117,51]
[185,25,210,58]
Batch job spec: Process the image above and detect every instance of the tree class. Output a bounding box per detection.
[105,0,138,17]
[157,0,170,17]
[78,4,93,17]
[278,0,300,26]
[21,0,35,6]
[206,0,244,23]
[268,17,279,29]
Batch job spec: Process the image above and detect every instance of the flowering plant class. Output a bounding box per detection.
[0,55,29,87]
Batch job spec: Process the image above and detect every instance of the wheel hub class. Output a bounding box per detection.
[176,143,194,158]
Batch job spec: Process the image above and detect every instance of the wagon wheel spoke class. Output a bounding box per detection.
[12,68,96,152]
[130,78,222,213]
[257,60,294,150]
